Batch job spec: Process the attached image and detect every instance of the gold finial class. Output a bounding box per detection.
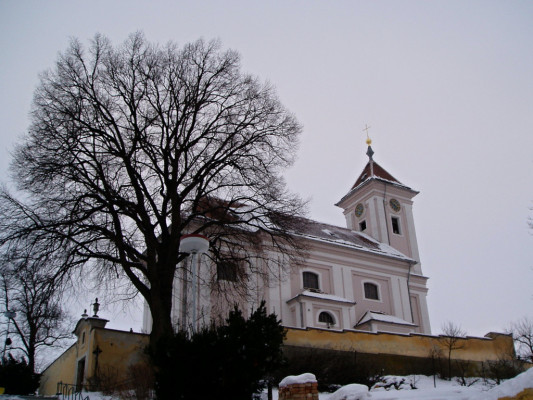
[363,124,372,145]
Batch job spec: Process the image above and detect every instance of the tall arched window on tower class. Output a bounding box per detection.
[302,271,319,291]
[364,282,379,300]
[391,216,401,235]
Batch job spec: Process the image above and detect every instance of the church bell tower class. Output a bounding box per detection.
[335,135,423,274]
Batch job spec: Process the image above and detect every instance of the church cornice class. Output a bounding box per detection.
[336,176,418,209]
[287,290,356,306]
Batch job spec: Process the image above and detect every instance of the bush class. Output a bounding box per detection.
[0,354,39,394]
[152,301,285,400]
[482,358,523,385]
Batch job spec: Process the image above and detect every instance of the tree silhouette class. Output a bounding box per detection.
[440,321,466,380]
[0,33,306,352]
[0,249,72,373]
[508,317,533,362]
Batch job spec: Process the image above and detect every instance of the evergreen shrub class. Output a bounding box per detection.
[152,301,285,400]
[0,354,39,394]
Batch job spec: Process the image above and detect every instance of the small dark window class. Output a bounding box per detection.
[217,261,239,282]
[359,220,367,231]
[391,216,401,234]
[364,282,379,300]
[318,311,335,326]
[303,271,319,290]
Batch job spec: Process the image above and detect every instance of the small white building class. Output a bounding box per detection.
[143,144,431,335]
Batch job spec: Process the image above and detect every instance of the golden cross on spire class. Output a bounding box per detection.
[363,124,372,145]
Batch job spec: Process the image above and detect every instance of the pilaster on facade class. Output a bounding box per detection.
[197,255,212,328]
[404,203,422,274]
[371,196,380,242]
[267,284,279,315]
[331,264,344,298]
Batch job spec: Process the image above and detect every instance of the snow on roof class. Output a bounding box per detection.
[194,197,415,263]
[336,175,417,207]
[279,373,317,388]
[289,290,356,305]
[357,311,416,327]
[293,219,414,262]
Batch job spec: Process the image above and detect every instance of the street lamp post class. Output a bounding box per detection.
[2,310,16,363]
[179,234,209,333]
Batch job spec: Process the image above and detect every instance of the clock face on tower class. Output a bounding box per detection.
[389,198,401,213]
[355,203,364,217]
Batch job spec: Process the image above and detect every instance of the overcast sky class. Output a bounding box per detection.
[1,1,532,337]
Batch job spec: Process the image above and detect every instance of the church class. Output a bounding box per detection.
[41,140,517,395]
[143,139,432,336]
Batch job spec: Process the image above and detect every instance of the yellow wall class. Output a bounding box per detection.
[40,322,515,395]
[39,343,78,395]
[39,321,150,396]
[285,328,514,362]
[91,328,150,379]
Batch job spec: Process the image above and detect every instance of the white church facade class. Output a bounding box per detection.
[143,144,432,336]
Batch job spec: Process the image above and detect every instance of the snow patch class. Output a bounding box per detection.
[279,372,317,388]
[469,368,533,400]
[358,311,416,326]
[299,290,356,304]
[329,383,370,400]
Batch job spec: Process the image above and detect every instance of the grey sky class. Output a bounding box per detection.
[1,0,532,336]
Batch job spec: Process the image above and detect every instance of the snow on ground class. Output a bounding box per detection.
[269,369,533,400]
[328,383,369,400]
[1,369,531,400]
[469,368,533,400]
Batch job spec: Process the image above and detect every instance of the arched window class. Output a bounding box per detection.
[391,216,401,235]
[364,282,379,300]
[302,271,319,290]
[318,311,335,326]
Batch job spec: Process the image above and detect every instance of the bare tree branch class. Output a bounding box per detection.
[440,321,466,380]
[0,33,306,349]
[0,250,73,373]
[508,317,533,362]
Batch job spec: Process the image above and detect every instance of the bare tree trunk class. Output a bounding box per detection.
[147,266,176,350]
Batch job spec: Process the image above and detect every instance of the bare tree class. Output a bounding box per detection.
[440,321,466,380]
[0,252,72,373]
[0,33,306,352]
[508,317,533,362]
[428,344,443,387]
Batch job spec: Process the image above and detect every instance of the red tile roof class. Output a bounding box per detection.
[351,160,402,189]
